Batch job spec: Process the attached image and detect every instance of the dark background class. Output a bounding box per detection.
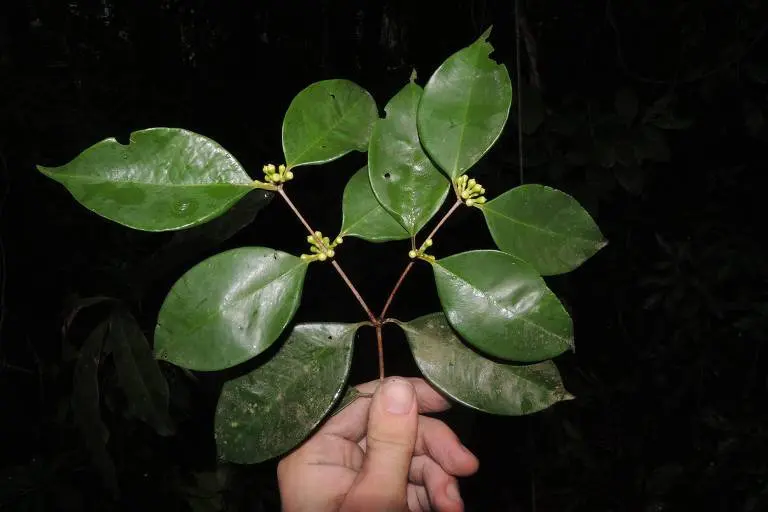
[1,0,767,510]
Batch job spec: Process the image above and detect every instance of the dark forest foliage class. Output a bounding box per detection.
[1,0,767,510]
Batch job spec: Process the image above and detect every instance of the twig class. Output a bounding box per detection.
[331,260,376,324]
[379,199,462,320]
[375,324,385,381]
[277,188,376,324]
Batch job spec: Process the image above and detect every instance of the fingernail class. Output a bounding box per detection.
[447,482,462,502]
[382,379,414,415]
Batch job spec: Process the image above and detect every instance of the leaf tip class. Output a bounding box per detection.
[479,25,493,41]
[561,391,576,402]
[409,68,418,83]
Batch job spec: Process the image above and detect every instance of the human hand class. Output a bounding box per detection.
[277,377,479,511]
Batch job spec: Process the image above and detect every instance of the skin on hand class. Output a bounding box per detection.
[277,377,479,512]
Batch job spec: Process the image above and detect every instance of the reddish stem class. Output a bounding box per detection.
[379,199,463,320]
[277,187,377,324]
[375,324,385,381]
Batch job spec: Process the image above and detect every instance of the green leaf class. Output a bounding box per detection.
[431,250,572,362]
[71,321,119,496]
[215,322,362,464]
[339,166,411,242]
[38,128,257,232]
[107,308,175,436]
[368,82,450,235]
[132,190,273,289]
[481,184,607,275]
[282,79,378,169]
[417,28,513,178]
[154,247,308,371]
[399,313,573,415]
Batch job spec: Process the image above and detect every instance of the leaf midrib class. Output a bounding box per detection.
[167,261,307,340]
[434,265,570,345]
[43,172,253,189]
[402,318,553,389]
[483,205,600,245]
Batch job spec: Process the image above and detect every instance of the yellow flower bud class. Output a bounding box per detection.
[314,231,322,238]
[425,238,433,247]
[285,171,294,180]
[461,190,471,199]
[335,236,344,245]
[318,253,327,262]
[475,197,486,204]
[327,249,335,258]
[468,178,476,188]
[307,235,316,244]
[408,250,417,259]
[278,164,286,173]
[300,254,309,260]
[466,198,475,207]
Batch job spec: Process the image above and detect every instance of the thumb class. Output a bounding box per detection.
[343,378,418,511]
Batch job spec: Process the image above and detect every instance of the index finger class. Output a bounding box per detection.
[321,377,451,441]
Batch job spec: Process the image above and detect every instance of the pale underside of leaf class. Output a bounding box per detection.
[215,323,362,464]
[399,313,573,415]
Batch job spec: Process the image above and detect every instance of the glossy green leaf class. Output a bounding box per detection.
[399,313,573,415]
[215,322,362,464]
[339,166,410,242]
[108,308,175,436]
[368,82,450,235]
[154,247,308,371]
[417,28,513,178]
[133,190,273,289]
[282,79,378,169]
[431,250,572,362]
[481,184,607,275]
[71,321,119,496]
[38,128,257,232]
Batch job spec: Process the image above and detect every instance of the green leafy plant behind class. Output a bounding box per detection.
[39,29,605,466]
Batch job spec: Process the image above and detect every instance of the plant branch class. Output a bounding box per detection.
[375,324,385,381]
[379,199,463,319]
[277,187,376,324]
[331,260,376,324]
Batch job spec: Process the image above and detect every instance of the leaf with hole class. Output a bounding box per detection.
[481,184,607,275]
[107,308,175,436]
[368,81,449,235]
[417,28,512,178]
[154,247,308,371]
[339,166,410,242]
[431,250,573,362]
[215,322,362,463]
[38,128,257,232]
[282,79,378,169]
[399,313,573,415]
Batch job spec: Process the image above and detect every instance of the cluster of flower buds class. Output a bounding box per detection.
[262,163,294,184]
[408,238,435,262]
[300,231,343,262]
[455,174,486,206]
